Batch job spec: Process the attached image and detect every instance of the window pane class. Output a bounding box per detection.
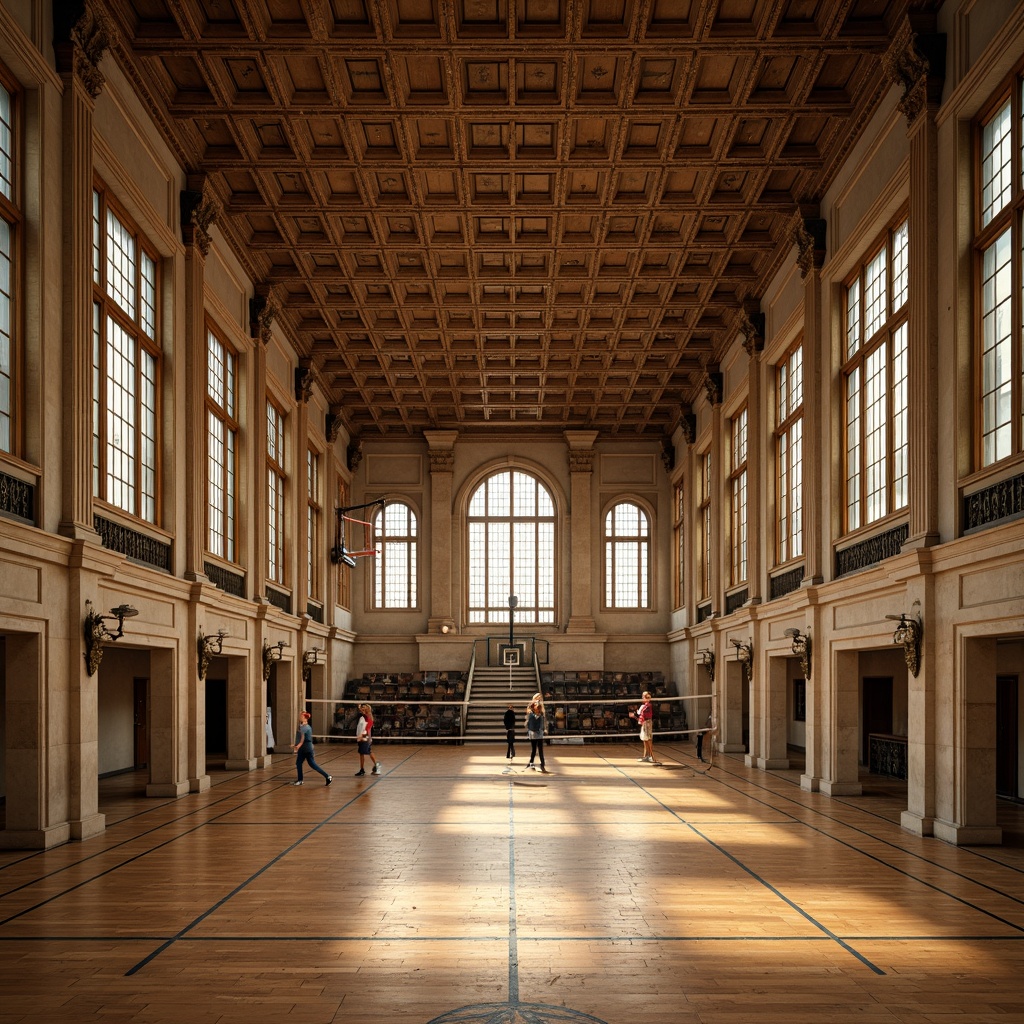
[981,230,1012,465]
[0,218,10,453]
[0,83,11,201]
[846,367,861,531]
[892,221,909,311]
[864,343,888,524]
[892,322,909,511]
[982,99,1012,227]
[105,318,137,514]
[864,245,887,339]
[105,209,136,319]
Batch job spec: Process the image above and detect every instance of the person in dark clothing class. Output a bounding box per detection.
[504,704,517,761]
[291,711,332,786]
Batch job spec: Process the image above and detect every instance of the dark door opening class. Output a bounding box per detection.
[205,678,228,759]
[862,676,894,766]
[996,675,1019,799]
[133,678,148,769]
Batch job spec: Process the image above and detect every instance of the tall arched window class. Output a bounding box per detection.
[372,501,417,609]
[605,501,650,609]
[467,470,556,625]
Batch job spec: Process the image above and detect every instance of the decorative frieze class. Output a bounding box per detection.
[429,447,454,472]
[696,602,713,624]
[834,522,909,578]
[0,470,35,523]
[964,472,1024,532]
[265,585,292,615]
[769,566,804,600]
[205,561,246,599]
[94,515,172,572]
[306,601,324,624]
[568,448,594,473]
[724,589,748,615]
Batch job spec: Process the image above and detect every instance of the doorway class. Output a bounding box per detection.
[862,676,893,766]
[996,675,1019,799]
[205,678,228,759]
[133,678,148,769]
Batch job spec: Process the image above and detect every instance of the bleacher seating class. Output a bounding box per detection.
[332,670,468,742]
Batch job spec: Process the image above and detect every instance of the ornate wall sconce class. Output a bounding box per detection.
[731,637,754,684]
[84,600,138,676]
[886,612,922,677]
[698,648,716,683]
[301,646,323,685]
[197,628,227,680]
[262,639,289,683]
[784,627,812,679]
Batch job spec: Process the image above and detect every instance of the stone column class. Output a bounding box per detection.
[181,178,220,581]
[819,649,863,797]
[54,2,108,542]
[793,211,826,586]
[424,430,458,632]
[737,306,764,605]
[249,290,278,603]
[293,359,315,615]
[884,18,946,838]
[700,373,724,613]
[564,431,598,633]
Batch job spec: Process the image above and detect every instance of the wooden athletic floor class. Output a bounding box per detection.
[1,740,1023,1024]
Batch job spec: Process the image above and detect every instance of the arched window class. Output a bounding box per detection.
[467,470,556,625]
[605,501,650,609]
[372,501,417,609]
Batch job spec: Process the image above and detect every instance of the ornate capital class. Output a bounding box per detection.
[249,290,279,345]
[568,448,595,473]
[792,214,826,279]
[660,436,675,472]
[883,17,946,124]
[180,179,221,257]
[702,368,723,406]
[679,408,696,446]
[735,304,765,356]
[429,447,454,472]
[347,438,363,471]
[295,360,316,404]
[326,408,343,444]
[54,1,111,98]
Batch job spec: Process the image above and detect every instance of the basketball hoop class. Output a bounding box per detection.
[331,498,385,566]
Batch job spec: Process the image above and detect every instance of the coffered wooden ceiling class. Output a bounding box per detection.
[99,0,938,441]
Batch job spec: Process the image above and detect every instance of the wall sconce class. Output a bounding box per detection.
[731,637,754,684]
[84,600,138,676]
[698,648,716,683]
[301,646,323,685]
[784,627,812,679]
[262,638,289,683]
[197,628,227,681]
[886,612,922,677]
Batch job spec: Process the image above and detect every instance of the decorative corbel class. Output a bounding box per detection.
[249,290,279,346]
[326,407,343,445]
[180,177,221,258]
[53,1,112,98]
[735,303,765,356]
[295,360,316,404]
[679,406,697,446]
[792,211,826,279]
[882,15,946,123]
[660,436,675,472]
[701,367,723,406]
[347,437,364,472]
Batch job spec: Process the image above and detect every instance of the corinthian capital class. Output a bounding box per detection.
[180,178,221,258]
[882,16,946,124]
[54,1,112,98]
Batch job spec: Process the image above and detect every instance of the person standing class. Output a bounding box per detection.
[629,691,656,764]
[525,699,548,773]
[291,711,332,786]
[696,712,713,763]
[355,703,381,777]
[504,704,517,761]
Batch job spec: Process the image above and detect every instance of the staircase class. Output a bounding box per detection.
[463,664,540,741]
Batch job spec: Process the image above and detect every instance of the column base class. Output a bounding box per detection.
[189,774,211,793]
[256,754,273,769]
[721,743,746,753]
[146,781,189,798]
[819,780,862,796]
[757,757,791,770]
[932,820,1002,846]
[800,774,820,792]
[0,823,73,849]
[69,813,106,841]
[225,758,258,772]
[564,616,596,633]
[900,810,934,837]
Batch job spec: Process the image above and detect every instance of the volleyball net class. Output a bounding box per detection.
[301,692,714,746]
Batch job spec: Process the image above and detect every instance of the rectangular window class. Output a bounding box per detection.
[0,74,19,455]
[975,86,1024,468]
[307,448,321,600]
[92,185,160,523]
[730,407,748,585]
[843,216,909,531]
[206,328,237,562]
[267,401,286,584]
[673,483,685,609]
[337,477,351,610]
[697,450,712,601]
[777,343,804,564]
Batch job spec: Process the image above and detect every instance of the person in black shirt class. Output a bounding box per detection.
[504,704,517,761]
